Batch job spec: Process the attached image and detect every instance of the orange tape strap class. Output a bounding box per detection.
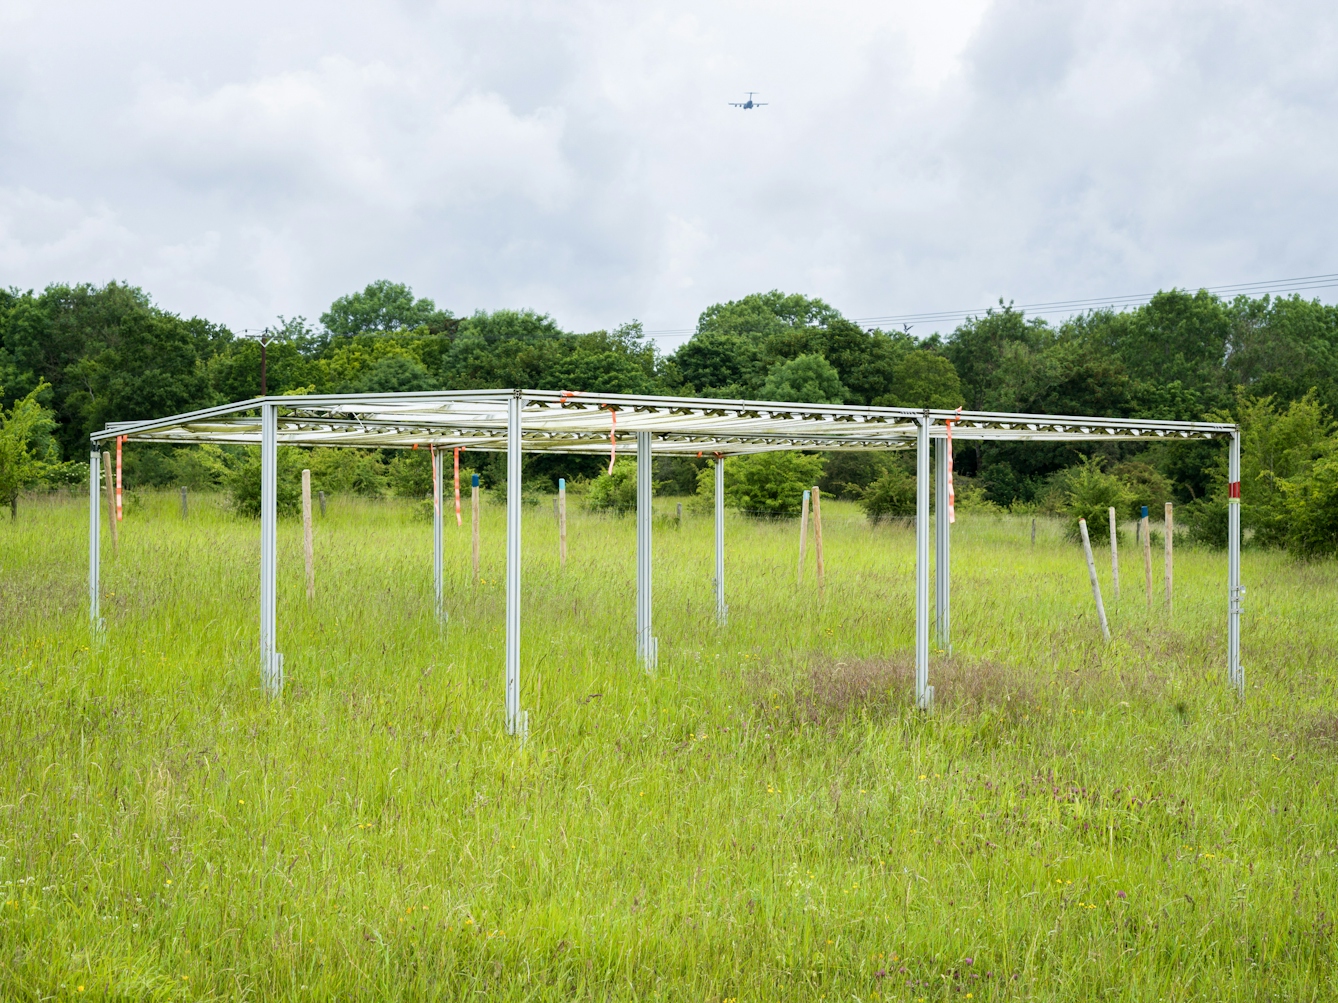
[946,407,961,525]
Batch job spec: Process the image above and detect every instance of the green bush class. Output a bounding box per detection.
[860,464,916,523]
[1049,456,1131,541]
[697,451,826,517]
[587,458,639,514]
[227,445,303,518]
[1282,451,1338,557]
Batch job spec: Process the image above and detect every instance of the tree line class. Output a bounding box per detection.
[2,279,1337,553]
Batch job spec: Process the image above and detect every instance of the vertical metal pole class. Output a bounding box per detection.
[89,449,101,631]
[636,431,656,669]
[302,469,314,601]
[1108,507,1120,599]
[433,448,444,623]
[558,478,567,567]
[259,401,282,696]
[797,490,810,581]
[505,394,525,737]
[715,457,727,625]
[1228,430,1243,695]
[1164,501,1174,610]
[915,413,932,710]
[935,438,950,654]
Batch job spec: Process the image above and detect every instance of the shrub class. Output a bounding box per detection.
[1282,451,1338,557]
[587,458,639,514]
[227,445,303,518]
[697,451,826,517]
[1050,456,1131,541]
[860,464,916,522]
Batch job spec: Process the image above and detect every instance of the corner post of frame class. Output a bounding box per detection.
[935,433,951,656]
[916,411,933,710]
[505,392,526,738]
[714,456,727,626]
[259,401,283,696]
[636,430,657,670]
[1228,428,1243,696]
[89,446,102,633]
[433,446,444,624]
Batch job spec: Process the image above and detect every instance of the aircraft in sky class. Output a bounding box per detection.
[729,92,767,110]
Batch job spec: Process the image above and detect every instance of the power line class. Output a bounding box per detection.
[643,270,1338,342]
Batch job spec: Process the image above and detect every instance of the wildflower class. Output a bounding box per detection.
[238,799,244,805]
[963,957,973,965]
[1116,890,1127,899]
[77,988,85,993]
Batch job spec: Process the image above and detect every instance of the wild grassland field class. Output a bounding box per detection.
[1,490,1336,1001]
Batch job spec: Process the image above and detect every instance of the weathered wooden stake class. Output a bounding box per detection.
[676,501,683,524]
[1079,518,1111,642]
[1164,501,1174,610]
[302,469,314,600]
[797,489,810,582]
[101,451,117,552]
[471,473,481,582]
[1031,518,1036,546]
[319,490,327,517]
[1140,506,1152,609]
[558,478,567,568]
[180,486,188,519]
[1108,506,1120,599]
[812,485,825,589]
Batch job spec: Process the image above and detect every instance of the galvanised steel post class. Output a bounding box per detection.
[916,412,932,710]
[505,393,525,737]
[715,457,727,626]
[935,437,950,655]
[260,401,282,696]
[636,431,657,669]
[433,447,444,624]
[1228,429,1243,695]
[89,449,101,631]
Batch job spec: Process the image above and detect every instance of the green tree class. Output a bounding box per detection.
[760,354,848,403]
[0,382,58,518]
[321,281,454,340]
[880,350,963,408]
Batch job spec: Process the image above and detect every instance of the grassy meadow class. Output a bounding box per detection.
[1,487,1336,1001]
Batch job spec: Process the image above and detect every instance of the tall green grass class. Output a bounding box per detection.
[1,491,1335,1001]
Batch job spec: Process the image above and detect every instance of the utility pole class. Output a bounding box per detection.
[240,329,275,396]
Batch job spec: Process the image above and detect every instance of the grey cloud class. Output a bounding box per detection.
[0,0,1335,342]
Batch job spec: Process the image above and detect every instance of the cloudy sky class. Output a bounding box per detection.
[1,0,1336,346]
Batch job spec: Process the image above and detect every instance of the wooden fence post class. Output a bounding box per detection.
[319,490,327,517]
[1079,518,1111,642]
[180,486,188,519]
[812,485,825,589]
[302,469,314,600]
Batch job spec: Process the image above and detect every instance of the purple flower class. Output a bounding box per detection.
[875,969,886,978]
[963,957,973,965]
[1116,890,1127,899]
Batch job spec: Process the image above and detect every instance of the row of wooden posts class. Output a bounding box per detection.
[1078,503,1175,641]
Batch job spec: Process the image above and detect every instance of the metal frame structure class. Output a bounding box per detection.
[88,389,1245,723]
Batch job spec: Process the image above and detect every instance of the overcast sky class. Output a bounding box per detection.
[2,0,1336,346]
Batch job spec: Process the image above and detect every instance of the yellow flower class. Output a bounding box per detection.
[238,799,245,805]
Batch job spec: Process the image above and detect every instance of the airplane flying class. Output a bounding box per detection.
[729,92,768,110]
